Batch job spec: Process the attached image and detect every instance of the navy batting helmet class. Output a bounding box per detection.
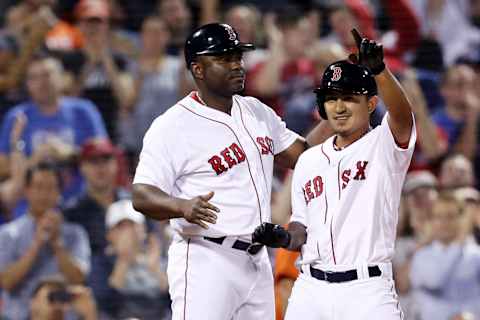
[184,23,255,69]
[314,60,377,119]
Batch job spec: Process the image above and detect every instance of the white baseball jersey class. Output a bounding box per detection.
[291,114,416,268]
[134,92,299,237]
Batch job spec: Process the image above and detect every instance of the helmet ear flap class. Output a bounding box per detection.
[315,93,327,120]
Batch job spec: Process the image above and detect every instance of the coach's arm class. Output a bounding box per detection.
[132,183,219,229]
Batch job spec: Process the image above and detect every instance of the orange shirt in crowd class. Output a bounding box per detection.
[46,21,84,51]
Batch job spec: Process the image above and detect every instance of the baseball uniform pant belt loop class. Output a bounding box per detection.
[203,236,264,255]
[308,265,381,283]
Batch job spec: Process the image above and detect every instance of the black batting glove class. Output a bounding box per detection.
[350,28,385,75]
[252,222,291,248]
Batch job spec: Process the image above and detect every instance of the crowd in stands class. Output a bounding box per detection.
[0,0,479,319]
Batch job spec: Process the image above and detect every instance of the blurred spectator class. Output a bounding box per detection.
[325,0,420,74]
[454,187,480,246]
[410,0,480,66]
[400,69,447,171]
[63,0,134,142]
[394,170,439,319]
[1,4,59,121]
[432,64,480,160]
[410,192,480,320]
[223,5,267,70]
[5,0,84,53]
[0,162,91,320]
[0,32,26,123]
[274,248,299,320]
[118,15,181,159]
[100,0,141,60]
[0,112,28,223]
[29,276,97,320]
[114,0,156,32]
[63,139,129,318]
[246,8,318,135]
[0,56,107,218]
[157,0,192,56]
[473,0,480,28]
[5,0,56,38]
[104,199,169,319]
[438,154,475,190]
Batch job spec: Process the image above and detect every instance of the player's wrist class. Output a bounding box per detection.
[175,198,190,219]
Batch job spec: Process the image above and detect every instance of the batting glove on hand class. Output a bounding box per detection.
[350,28,385,75]
[252,222,291,248]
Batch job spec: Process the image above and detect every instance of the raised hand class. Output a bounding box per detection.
[350,28,385,75]
[180,191,219,229]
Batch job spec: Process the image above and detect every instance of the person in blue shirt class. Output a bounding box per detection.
[0,162,91,320]
[0,56,107,222]
[410,192,480,320]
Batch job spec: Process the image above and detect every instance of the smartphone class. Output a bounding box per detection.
[48,289,73,303]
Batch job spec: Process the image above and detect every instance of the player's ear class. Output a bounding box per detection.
[190,61,204,80]
[367,96,378,114]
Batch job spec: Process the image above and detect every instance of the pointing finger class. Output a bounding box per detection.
[351,28,363,48]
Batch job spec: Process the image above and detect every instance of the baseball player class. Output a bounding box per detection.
[131,23,331,320]
[253,29,416,319]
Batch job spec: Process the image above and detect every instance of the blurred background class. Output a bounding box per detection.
[0,0,479,319]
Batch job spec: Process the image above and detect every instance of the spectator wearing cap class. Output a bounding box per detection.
[61,0,134,142]
[393,170,439,319]
[100,199,169,320]
[410,193,480,320]
[63,138,130,317]
[0,56,107,221]
[0,162,91,320]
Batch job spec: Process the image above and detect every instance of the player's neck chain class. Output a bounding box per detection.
[333,127,371,151]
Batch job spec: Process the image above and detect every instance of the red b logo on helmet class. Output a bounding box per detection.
[332,66,342,81]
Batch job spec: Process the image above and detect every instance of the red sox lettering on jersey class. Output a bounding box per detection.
[208,137,274,175]
[290,115,416,268]
[134,93,299,237]
[303,161,369,205]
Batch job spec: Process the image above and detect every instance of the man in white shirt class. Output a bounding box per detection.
[253,29,416,319]
[131,23,331,320]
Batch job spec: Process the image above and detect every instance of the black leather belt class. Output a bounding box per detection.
[308,265,381,283]
[203,236,264,255]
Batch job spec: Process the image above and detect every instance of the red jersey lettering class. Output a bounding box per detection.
[208,155,228,175]
[342,169,351,189]
[221,148,237,168]
[353,161,368,180]
[230,143,246,162]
